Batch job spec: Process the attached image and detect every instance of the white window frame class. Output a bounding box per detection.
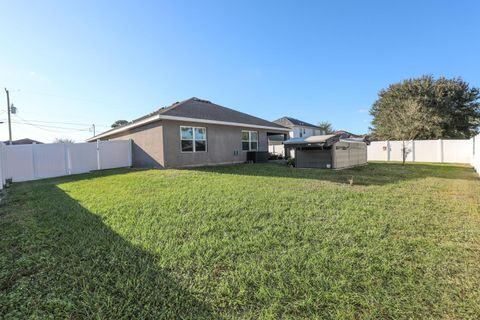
[242,130,258,151]
[180,126,207,153]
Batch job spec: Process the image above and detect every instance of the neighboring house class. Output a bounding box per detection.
[3,138,44,145]
[274,117,324,139]
[268,117,324,157]
[87,97,289,168]
[334,130,362,139]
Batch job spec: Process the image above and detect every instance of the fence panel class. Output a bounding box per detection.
[442,139,473,164]
[413,140,440,162]
[367,137,479,173]
[389,141,413,162]
[69,142,98,174]
[99,140,131,170]
[5,145,36,182]
[367,141,388,161]
[33,143,68,179]
[0,140,132,184]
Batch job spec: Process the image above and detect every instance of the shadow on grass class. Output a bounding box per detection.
[188,162,478,186]
[0,181,219,319]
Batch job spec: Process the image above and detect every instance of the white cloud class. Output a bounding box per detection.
[358,108,369,113]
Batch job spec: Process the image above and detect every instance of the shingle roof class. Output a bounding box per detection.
[334,130,362,138]
[273,117,320,129]
[88,97,288,140]
[158,98,287,129]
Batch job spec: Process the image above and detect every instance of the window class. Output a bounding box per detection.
[242,130,258,151]
[181,126,207,152]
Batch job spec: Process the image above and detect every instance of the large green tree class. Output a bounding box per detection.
[370,75,480,140]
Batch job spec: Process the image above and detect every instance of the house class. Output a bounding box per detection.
[274,117,324,138]
[283,134,367,169]
[268,117,324,157]
[3,138,44,145]
[87,97,290,168]
[334,130,362,139]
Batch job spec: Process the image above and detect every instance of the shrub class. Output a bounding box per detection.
[287,158,295,167]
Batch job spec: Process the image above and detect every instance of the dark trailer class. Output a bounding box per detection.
[284,134,367,169]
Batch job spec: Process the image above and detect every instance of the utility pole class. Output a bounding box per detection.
[92,124,96,136]
[5,88,12,145]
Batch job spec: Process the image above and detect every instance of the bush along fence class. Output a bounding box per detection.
[367,134,480,175]
[0,140,132,189]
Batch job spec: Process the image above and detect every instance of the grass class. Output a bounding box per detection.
[1,162,479,319]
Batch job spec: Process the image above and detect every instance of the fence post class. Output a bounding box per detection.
[128,139,133,167]
[471,137,475,166]
[438,139,444,163]
[65,144,72,175]
[0,143,4,190]
[63,144,68,175]
[96,140,101,170]
[31,143,37,179]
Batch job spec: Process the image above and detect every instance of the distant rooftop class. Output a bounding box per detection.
[273,117,321,129]
[3,138,44,145]
[334,130,362,138]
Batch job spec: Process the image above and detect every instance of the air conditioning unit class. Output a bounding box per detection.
[246,151,269,163]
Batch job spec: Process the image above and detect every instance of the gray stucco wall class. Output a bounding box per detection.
[109,122,165,168]
[162,120,280,168]
[104,119,286,168]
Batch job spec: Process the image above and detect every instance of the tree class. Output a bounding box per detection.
[389,99,442,164]
[54,138,75,144]
[318,121,334,134]
[111,120,128,128]
[370,75,480,140]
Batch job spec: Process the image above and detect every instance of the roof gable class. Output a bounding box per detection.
[160,98,287,129]
[273,117,320,129]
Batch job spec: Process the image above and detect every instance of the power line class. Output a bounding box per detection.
[11,121,92,133]
[4,118,110,127]
[9,121,91,133]
[12,121,90,132]
[11,114,92,133]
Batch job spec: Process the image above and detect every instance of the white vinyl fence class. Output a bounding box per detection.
[368,134,480,175]
[474,134,480,175]
[0,140,132,188]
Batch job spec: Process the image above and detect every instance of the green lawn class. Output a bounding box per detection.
[1,163,479,319]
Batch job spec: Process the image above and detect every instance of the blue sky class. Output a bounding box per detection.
[1,0,479,142]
